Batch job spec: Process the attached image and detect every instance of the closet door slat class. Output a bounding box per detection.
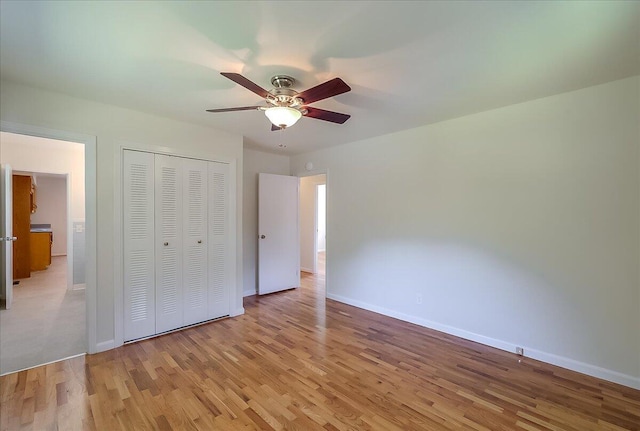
[182,159,209,326]
[208,162,230,319]
[123,150,156,341]
[155,154,184,333]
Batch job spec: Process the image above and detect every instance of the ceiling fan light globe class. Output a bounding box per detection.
[265,106,302,128]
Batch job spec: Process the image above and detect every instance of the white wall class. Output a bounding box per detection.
[317,184,326,252]
[30,175,67,256]
[243,148,290,296]
[291,76,640,388]
[300,175,326,272]
[0,80,244,350]
[0,133,84,220]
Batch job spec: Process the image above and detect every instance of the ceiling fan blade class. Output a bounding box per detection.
[206,106,262,113]
[271,124,282,131]
[296,78,351,104]
[220,72,270,98]
[304,107,351,124]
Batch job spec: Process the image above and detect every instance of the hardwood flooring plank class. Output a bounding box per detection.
[1,269,639,430]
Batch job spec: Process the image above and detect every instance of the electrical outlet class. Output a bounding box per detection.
[416,294,423,305]
[516,347,524,356]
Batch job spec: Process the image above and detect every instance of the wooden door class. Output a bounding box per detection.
[12,175,31,279]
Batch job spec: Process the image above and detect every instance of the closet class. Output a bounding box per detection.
[123,150,232,342]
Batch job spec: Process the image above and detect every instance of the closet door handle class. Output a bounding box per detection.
[197,240,202,244]
[164,242,169,246]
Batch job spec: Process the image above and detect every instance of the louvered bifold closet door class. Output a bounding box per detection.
[208,162,230,319]
[182,159,209,326]
[155,154,184,333]
[123,150,156,341]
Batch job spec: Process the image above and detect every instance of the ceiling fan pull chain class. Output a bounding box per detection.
[278,126,286,148]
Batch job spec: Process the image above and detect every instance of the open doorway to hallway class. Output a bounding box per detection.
[0,132,86,375]
[300,174,326,290]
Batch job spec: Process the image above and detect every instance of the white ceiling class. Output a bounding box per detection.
[1,1,638,155]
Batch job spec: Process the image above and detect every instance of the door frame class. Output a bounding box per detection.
[297,169,329,295]
[0,121,98,354]
[0,164,13,308]
[315,183,327,266]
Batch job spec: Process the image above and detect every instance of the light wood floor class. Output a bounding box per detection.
[1,271,638,430]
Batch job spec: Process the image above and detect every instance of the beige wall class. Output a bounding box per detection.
[242,148,290,296]
[291,76,640,388]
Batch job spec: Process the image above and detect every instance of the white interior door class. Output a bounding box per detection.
[208,162,230,318]
[258,173,299,295]
[155,154,184,333]
[123,151,156,341]
[182,158,208,326]
[0,164,14,309]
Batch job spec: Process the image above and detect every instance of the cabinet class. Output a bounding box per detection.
[123,150,233,342]
[12,175,31,279]
[30,231,52,271]
[30,180,37,214]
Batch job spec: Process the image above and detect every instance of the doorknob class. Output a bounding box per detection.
[164,242,169,246]
[0,236,17,242]
[260,235,266,239]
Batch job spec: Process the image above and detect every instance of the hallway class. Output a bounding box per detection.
[0,256,85,375]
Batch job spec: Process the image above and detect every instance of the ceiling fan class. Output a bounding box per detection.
[207,72,351,130]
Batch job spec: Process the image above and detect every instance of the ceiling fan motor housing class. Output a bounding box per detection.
[270,75,295,88]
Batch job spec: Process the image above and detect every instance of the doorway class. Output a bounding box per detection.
[299,174,326,289]
[0,131,88,375]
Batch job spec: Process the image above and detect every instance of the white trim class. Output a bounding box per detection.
[326,292,640,390]
[65,172,73,291]
[0,353,86,377]
[113,145,124,348]
[96,339,115,352]
[313,184,321,274]
[296,169,329,295]
[243,289,256,297]
[0,121,98,355]
[227,159,240,324]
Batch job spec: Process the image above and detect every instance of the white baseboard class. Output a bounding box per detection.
[326,293,640,390]
[0,352,86,377]
[231,307,245,317]
[96,339,115,353]
[243,289,257,297]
